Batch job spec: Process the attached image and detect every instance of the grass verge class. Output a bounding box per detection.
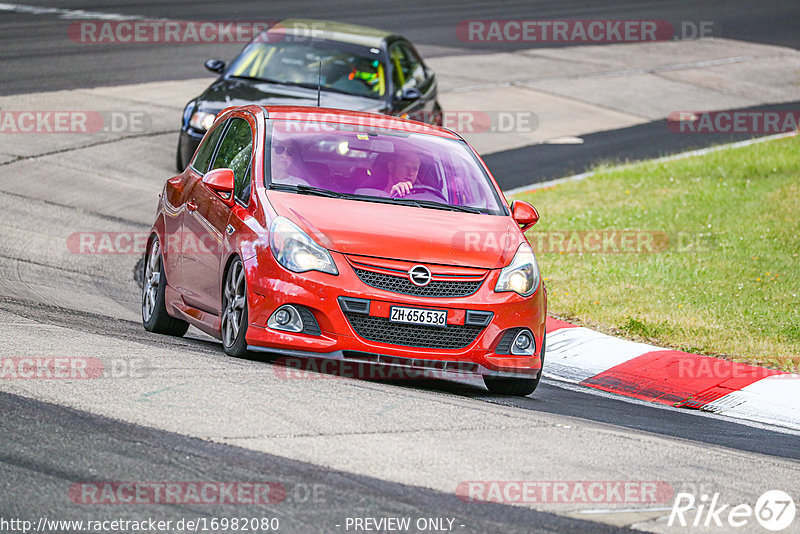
[513,135,799,371]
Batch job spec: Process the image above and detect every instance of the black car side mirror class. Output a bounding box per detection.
[396,87,422,101]
[205,59,226,74]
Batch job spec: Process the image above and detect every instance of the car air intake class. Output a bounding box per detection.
[343,313,484,349]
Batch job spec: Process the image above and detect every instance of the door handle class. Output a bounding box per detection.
[187,201,197,212]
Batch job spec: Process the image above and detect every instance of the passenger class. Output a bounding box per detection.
[271,140,309,186]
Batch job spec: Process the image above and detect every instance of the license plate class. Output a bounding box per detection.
[389,306,447,327]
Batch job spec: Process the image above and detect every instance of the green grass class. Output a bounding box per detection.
[513,135,800,370]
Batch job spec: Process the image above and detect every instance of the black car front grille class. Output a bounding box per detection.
[344,313,484,349]
[353,268,483,297]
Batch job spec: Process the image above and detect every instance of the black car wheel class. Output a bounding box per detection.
[176,135,186,172]
[483,333,546,396]
[432,101,443,126]
[221,257,249,357]
[142,236,190,337]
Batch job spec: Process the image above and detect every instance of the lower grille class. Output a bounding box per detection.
[344,313,484,349]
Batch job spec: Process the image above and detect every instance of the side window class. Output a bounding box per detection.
[390,43,426,91]
[210,117,253,204]
[191,121,227,173]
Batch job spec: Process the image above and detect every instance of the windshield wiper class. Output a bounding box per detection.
[269,183,345,198]
[290,82,356,97]
[229,75,363,97]
[228,74,286,84]
[389,197,484,214]
[269,184,485,213]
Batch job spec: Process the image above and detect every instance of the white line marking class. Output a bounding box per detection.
[543,136,584,144]
[576,506,674,515]
[504,130,798,195]
[0,3,149,20]
[541,376,800,436]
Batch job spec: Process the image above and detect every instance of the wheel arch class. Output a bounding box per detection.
[146,216,170,280]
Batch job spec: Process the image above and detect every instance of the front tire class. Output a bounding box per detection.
[483,333,546,396]
[176,136,186,172]
[432,102,443,126]
[221,257,249,357]
[142,236,189,337]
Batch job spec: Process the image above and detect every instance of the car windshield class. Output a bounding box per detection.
[264,120,507,215]
[227,38,386,100]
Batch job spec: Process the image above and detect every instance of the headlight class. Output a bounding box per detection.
[495,243,540,297]
[269,217,338,275]
[189,111,216,131]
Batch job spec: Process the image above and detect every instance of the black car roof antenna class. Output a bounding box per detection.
[316,61,322,107]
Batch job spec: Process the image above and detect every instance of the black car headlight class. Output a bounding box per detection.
[495,243,540,297]
[189,111,216,132]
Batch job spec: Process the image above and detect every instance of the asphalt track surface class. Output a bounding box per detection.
[1,0,798,96]
[484,100,800,188]
[1,2,799,533]
[1,391,624,534]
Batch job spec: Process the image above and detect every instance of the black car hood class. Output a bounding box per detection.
[195,77,385,114]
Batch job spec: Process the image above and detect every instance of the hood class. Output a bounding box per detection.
[197,77,384,113]
[266,192,520,269]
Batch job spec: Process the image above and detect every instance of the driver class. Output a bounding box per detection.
[385,151,420,197]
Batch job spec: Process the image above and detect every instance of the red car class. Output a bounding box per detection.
[142,105,547,395]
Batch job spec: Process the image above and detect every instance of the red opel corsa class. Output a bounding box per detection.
[142,105,547,395]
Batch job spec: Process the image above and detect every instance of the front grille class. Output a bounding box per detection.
[344,313,484,349]
[353,268,483,297]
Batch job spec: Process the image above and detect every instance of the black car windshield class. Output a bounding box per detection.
[227,38,386,100]
[264,120,507,215]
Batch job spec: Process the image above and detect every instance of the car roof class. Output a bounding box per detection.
[262,106,461,139]
[267,19,396,48]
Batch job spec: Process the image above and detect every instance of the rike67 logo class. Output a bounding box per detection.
[669,490,796,531]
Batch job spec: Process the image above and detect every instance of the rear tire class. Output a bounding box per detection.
[142,236,190,337]
[221,257,249,358]
[483,332,546,396]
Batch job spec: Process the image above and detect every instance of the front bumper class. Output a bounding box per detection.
[243,250,546,379]
[178,128,204,167]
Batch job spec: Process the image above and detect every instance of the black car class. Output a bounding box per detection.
[177,19,442,171]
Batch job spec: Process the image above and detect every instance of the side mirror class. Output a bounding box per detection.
[397,87,422,101]
[203,168,235,205]
[205,58,226,74]
[510,200,539,232]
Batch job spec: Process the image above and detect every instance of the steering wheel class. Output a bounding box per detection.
[406,184,447,201]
